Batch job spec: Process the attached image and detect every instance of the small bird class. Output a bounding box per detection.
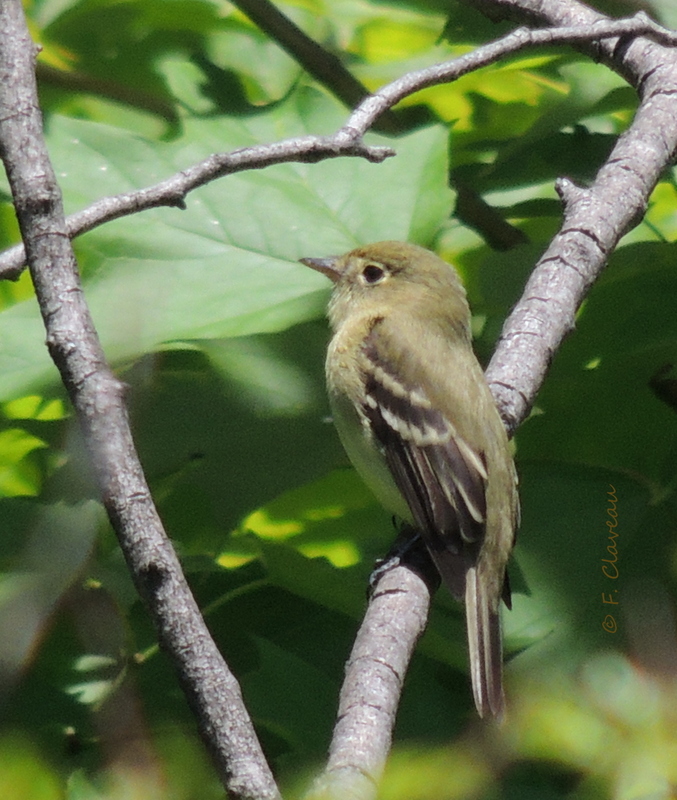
[300,241,519,719]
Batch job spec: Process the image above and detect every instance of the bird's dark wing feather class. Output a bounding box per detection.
[361,331,488,600]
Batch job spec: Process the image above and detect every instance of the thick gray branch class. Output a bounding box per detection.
[0,4,280,798]
[482,0,677,431]
[305,563,432,800]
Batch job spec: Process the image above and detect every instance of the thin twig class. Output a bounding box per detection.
[1,11,671,280]
[466,0,673,86]
[0,135,392,280]
[343,12,677,132]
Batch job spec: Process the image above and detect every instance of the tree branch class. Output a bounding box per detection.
[482,1,677,432]
[0,134,394,280]
[342,11,677,131]
[0,4,280,798]
[305,548,436,800]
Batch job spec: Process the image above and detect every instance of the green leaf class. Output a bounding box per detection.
[0,735,61,800]
[0,91,451,401]
[517,242,677,485]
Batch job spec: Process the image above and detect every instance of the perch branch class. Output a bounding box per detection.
[306,561,433,800]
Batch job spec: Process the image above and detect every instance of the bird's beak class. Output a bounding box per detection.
[299,256,342,283]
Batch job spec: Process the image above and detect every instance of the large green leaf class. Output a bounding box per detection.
[0,91,451,401]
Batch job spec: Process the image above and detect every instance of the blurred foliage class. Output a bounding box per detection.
[1,0,677,797]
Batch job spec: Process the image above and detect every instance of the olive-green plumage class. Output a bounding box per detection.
[300,241,519,719]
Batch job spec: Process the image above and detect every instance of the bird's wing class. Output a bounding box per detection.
[360,324,488,599]
[361,322,507,717]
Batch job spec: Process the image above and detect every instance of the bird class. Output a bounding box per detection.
[300,240,519,718]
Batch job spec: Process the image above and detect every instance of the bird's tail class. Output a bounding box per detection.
[465,566,505,719]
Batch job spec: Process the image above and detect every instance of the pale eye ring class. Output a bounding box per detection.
[362,264,386,284]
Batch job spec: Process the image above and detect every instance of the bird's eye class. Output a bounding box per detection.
[362,264,386,284]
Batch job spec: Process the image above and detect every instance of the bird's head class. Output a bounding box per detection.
[300,240,469,334]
